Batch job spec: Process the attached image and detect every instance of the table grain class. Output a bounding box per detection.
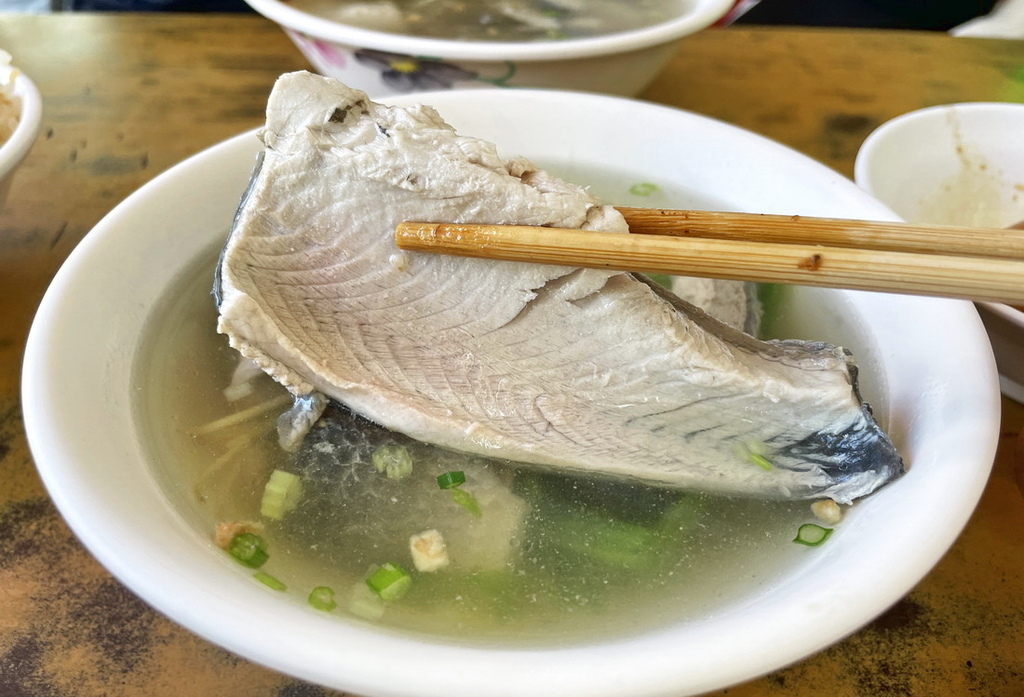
[0,13,1021,696]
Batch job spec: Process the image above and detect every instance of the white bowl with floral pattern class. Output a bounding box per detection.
[245,0,734,97]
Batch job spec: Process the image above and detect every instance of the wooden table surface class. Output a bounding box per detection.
[0,12,1022,696]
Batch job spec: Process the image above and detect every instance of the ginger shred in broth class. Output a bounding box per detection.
[136,246,857,646]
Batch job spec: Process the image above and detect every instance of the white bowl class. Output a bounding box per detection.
[0,67,42,208]
[245,0,733,97]
[23,90,1000,697]
[854,102,1024,401]
[854,102,1024,228]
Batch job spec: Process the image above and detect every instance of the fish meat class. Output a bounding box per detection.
[215,71,903,503]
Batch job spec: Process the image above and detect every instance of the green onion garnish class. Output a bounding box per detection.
[348,581,386,620]
[793,523,834,547]
[436,470,466,489]
[449,487,482,517]
[308,586,337,611]
[629,182,659,196]
[228,532,269,568]
[748,453,773,471]
[646,273,674,289]
[260,469,303,520]
[366,562,412,602]
[372,444,414,479]
[254,571,286,591]
[737,441,773,471]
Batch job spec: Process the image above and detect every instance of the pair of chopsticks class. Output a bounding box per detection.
[395,207,1024,305]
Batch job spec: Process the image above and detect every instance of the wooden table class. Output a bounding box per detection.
[0,13,1021,696]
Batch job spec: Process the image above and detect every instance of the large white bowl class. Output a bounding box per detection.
[245,0,734,97]
[854,102,1024,402]
[0,66,41,208]
[23,90,1000,697]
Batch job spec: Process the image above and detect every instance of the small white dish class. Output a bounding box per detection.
[23,90,1000,697]
[854,102,1024,229]
[855,102,1024,401]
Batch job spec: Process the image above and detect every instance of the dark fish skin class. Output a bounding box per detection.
[771,404,904,495]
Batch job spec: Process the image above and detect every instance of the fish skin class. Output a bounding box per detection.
[216,71,903,503]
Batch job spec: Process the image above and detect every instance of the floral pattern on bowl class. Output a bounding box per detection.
[354,49,480,91]
[287,30,519,95]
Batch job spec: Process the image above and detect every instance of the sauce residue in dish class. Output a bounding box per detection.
[917,109,1024,228]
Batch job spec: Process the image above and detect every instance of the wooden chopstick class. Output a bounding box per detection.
[615,207,1024,260]
[394,210,1024,305]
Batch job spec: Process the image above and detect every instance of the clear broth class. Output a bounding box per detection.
[290,0,681,42]
[133,243,882,647]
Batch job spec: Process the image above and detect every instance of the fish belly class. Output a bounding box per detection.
[216,71,903,503]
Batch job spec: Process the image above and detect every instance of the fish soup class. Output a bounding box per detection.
[287,0,682,42]
[133,241,880,645]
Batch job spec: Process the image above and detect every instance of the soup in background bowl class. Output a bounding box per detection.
[23,89,999,697]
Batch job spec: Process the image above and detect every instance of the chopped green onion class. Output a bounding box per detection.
[372,444,413,479]
[308,586,337,611]
[629,182,659,197]
[254,571,286,591]
[793,523,833,547]
[348,581,386,620]
[646,273,674,289]
[436,470,466,489]
[228,532,269,568]
[260,469,303,520]
[366,562,412,602]
[737,441,773,471]
[449,487,482,517]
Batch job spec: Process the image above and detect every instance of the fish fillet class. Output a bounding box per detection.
[216,71,903,503]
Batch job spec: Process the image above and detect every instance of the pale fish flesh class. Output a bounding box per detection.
[215,71,903,503]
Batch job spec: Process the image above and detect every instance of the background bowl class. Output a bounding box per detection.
[854,102,1024,228]
[23,89,1000,697]
[0,66,42,209]
[244,0,734,97]
[854,102,1024,401]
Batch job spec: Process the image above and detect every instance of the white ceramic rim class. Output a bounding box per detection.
[244,0,735,61]
[23,89,1000,697]
[978,301,1024,402]
[0,70,42,179]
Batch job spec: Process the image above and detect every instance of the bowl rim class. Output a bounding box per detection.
[0,69,42,178]
[243,0,735,62]
[22,88,1001,697]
